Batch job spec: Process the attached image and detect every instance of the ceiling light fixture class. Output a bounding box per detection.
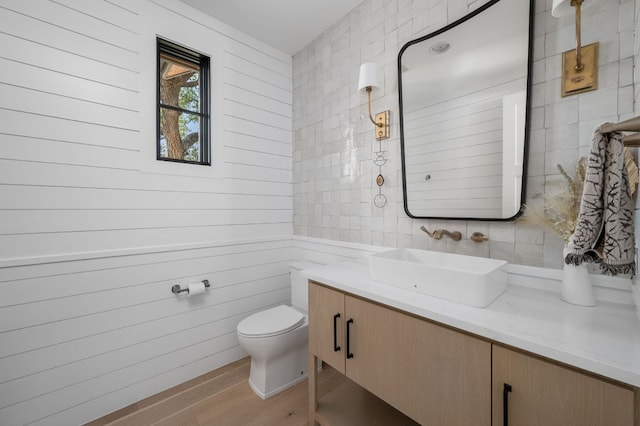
[430,41,450,55]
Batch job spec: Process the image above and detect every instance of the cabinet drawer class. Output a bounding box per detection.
[308,282,346,373]
[346,295,491,426]
[493,345,635,426]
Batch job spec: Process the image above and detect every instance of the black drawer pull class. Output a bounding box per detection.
[346,318,354,359]
[503,383,512,426]
[333,313,341,352]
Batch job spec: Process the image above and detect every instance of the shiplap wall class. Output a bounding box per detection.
[403,78,526,218]
[0,0,293,424]
[404,91,503,218]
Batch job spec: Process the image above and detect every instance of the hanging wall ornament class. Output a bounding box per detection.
[373,140,387,208]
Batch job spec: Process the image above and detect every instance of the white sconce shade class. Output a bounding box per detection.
[552,0,594,17]
[358,61,389,140]
[551,0,597,18]
[358,62,378,93]
[551,0,573,17]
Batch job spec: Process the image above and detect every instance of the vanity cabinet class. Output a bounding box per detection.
[308,281,346,373]
[308,281,492,425]
[492,345,636,426]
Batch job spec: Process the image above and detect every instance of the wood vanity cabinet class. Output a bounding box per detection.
[308,281,492,425]
[492,344,636,426]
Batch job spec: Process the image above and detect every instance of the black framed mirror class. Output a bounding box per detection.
[398,0,534,220]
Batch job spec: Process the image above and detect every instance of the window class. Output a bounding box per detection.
[157,38,210,165]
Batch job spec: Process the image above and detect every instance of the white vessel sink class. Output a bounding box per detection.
[369,248,508,307]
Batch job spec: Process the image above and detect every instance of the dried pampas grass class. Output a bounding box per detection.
[521,149,638,244]
[521,158,587,244]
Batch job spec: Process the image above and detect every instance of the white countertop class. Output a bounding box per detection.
[302,259,640,388]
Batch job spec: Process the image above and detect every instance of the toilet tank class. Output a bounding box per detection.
[289,261,321,311]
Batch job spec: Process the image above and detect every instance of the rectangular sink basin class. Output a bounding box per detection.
[369,248,508,307]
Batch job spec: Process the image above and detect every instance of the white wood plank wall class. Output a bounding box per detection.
[403,79,524,217]
[0,0,293,424]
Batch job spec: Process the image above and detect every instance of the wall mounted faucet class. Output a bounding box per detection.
[420,226,462,241]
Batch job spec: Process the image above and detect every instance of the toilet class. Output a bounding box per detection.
[236,261,318,399]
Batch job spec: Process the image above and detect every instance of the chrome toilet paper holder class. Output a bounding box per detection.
[171,279,210,294]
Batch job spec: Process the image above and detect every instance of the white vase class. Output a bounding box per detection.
[561,246,595,306]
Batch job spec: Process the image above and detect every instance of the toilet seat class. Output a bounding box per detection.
[237,305,304,338]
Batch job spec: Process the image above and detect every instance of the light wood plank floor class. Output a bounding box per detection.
[86,357,343,426]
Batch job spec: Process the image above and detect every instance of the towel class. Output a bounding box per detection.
[565,126,636,276]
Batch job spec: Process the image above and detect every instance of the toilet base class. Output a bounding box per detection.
[245,337,308,400]
[248,372,308,400]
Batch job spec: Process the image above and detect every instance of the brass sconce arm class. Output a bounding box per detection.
[358,62,390,140]
[572,0,584,71]
[365,86,390,140]
[553,0,598,97]
[365,86,383,128]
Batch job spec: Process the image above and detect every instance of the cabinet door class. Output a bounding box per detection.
[345,295,491,426]
[492,345,634,426]
[308,282,346,373]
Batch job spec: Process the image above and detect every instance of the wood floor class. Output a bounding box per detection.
[86,357,343,426]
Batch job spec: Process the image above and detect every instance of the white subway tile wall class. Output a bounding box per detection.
[293,0,637,269]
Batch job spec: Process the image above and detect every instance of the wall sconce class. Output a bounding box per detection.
[552,0,598,97]
[358,62,390,140]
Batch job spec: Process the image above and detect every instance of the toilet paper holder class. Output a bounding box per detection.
[171,280,210,295]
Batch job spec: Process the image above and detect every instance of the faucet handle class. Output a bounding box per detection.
[470,232,489,242]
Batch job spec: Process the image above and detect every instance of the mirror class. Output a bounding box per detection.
[398,0,533,220]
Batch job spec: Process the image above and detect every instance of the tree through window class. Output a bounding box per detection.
[157,38,210,165]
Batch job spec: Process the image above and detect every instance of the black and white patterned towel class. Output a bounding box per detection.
[565,126,636,276]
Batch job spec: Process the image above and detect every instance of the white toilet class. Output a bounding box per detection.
[236,261,318,399]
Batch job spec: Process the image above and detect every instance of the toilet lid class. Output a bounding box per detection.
[237,305,304,338]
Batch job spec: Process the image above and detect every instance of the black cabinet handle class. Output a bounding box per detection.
[333,313,341,352]
[503,383,512,426]
[346,318,354,359]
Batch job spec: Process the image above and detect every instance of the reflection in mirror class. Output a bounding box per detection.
[398,0,532,220]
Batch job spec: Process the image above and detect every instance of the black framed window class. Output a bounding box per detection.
[157,38,210,165]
